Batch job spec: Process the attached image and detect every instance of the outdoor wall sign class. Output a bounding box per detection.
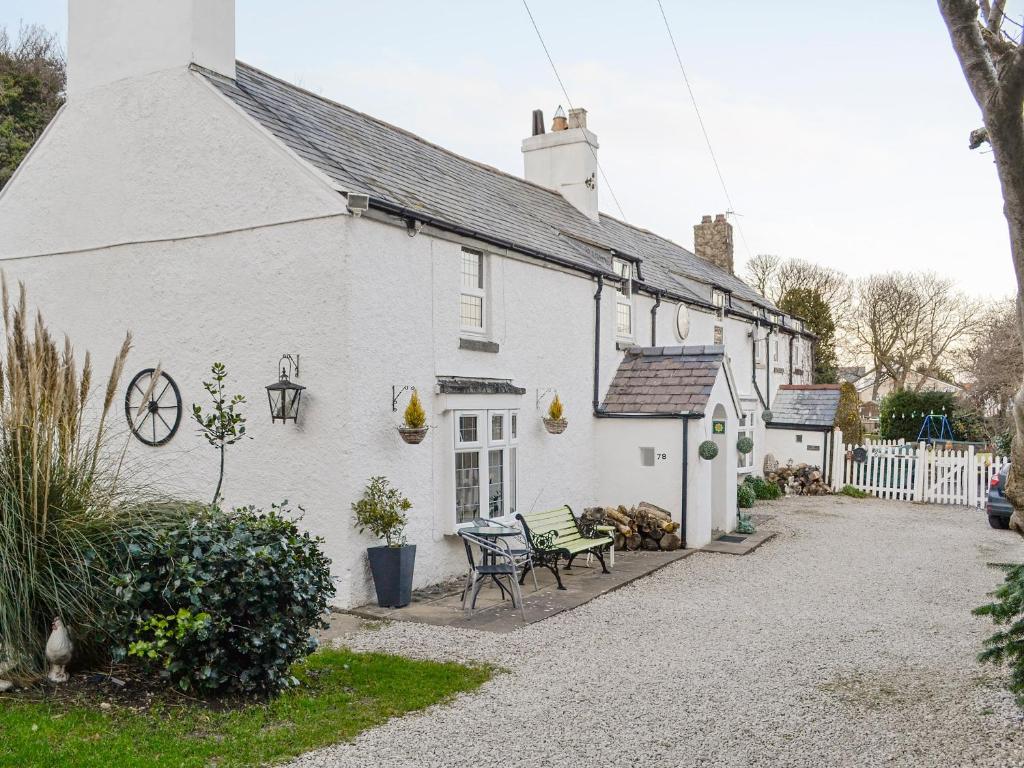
[712,420,726,434]
[125,368,183,446]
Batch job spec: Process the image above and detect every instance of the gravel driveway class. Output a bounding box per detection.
[296,496,1024,768]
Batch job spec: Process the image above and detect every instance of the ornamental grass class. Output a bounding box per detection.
[0,279,178,680]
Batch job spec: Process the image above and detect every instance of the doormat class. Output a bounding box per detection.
[718,535,747,543]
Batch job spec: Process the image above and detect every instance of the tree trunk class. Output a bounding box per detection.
[212,444,225,506]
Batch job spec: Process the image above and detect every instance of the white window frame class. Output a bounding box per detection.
[737,410,755,473]
[460,248,486,335]
[454,409,519,526]
[613,258,634,339]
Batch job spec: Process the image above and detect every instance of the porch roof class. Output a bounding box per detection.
[768,384,841,428]
[601,346,723,415]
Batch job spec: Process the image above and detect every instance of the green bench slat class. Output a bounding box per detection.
[520,507,613,554]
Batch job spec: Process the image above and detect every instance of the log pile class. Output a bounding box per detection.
[767,462,831,496]
[580,502,683,552]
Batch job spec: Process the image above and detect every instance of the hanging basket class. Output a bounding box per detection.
[398,426,429,445]
[737,436,754,455]
[698,440,719,460]
[543,417,568,435]
[761,409,774,424]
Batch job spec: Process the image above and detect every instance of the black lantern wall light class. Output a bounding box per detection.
[266,354,305,423]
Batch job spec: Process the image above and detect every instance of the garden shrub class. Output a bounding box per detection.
[879,390,956,442]
[744,475,781,501]
[110,504,335,696]
[975,564,1024,706]
[839,484,869,499]
[737,483,756,509]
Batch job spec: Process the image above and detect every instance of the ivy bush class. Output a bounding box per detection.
[737,483,756,509]
[109,504,335,696]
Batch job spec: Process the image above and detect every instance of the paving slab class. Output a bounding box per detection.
[347,548,693,633]
[700,529,777,555]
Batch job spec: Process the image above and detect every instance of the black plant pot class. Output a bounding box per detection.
[366,545,416,608]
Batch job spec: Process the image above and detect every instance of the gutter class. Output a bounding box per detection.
[367,198,615,280]
[650,292,662,346]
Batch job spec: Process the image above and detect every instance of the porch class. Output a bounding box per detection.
[349,548,693,633]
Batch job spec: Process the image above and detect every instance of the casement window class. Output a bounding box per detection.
[755,335,766,368]
[737,411,754,472]
[773,339,779,362]
[460,248,486,333]
[711,289,727,311]
[613,258,634,337]
[454,409,519,524]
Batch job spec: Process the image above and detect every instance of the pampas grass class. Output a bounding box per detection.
[0,279,180,679]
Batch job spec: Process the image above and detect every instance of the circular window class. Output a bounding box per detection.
[675,303,690,341]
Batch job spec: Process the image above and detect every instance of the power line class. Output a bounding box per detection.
[521,0,628,221]
[655,0,753,260]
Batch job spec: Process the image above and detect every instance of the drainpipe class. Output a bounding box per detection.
[650,292,662,347]
[766,325,773,408]
[593,275,604,412]
[789,335,794,385]
[681,420,690,546]
[750,323,767,408]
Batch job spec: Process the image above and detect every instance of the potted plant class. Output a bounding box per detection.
[352,476,415,608]
[398,390,429,444]
[542,394,568,434]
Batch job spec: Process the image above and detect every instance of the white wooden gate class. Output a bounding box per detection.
[842,441,1008,508]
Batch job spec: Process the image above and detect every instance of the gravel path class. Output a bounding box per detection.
[295,497,1024,768]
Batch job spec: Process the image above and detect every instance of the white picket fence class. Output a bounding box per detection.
[842,440,1008,508]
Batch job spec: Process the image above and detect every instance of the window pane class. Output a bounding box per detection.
[456,451,480,524]
[460,294,483,328]
[488,448,504,518]
[511,412,518,440]
[458,414,478,443]
[616,302,631,335]
[461,251,482,289]
[491,412,504,441]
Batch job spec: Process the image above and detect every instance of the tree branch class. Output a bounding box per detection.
[939,0,999,106]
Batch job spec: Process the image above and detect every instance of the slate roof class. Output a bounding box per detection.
[768,385,842,428]
[601,346,724,415]
[204,63,781,314]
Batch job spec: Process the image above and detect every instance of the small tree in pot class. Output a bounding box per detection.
[543,394,568,434]
[352,476,415,608]
[398,390,429,444]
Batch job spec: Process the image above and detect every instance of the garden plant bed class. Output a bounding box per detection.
[0,649,491,768]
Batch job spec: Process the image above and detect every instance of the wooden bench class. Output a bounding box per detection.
[515,506,613,590]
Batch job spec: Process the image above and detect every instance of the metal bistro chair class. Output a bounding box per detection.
[458,530,527,620]
[472,517,539,591]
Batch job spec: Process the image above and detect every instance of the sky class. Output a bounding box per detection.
[0,1,1015,298]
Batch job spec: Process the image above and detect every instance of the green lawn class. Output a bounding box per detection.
[0,649,491,768]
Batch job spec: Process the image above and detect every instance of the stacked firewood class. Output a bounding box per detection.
[580,502,683,552]
[766,462,831,496]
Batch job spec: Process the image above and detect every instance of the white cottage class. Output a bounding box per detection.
[0,0,818,607]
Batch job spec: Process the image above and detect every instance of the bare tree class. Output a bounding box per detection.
[743,253,780,296]
[938,0,1024,531]
[853,272,979,397]
[958,298,1023,437]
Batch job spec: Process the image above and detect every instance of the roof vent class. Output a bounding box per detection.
[531,109,545,136]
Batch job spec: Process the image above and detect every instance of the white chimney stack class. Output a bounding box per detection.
[522,106,599,221]
[67,0,236,99]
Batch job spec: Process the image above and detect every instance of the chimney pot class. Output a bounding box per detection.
[701,214,713,223]
[567,107,587,129]
[531,109,545,137]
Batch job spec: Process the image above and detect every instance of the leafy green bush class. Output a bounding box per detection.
[835,381,864,444]
[110,504,335,696]
[975,565,1024,706]
[879,390,956,442]
[744,475,782,501]
[839,484,869,498]
[736,511,756,534]
[737,483,756,509]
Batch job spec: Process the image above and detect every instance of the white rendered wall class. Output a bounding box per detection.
[67,0,236,98]
[765,429,828,468]
[594,419,683,518]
